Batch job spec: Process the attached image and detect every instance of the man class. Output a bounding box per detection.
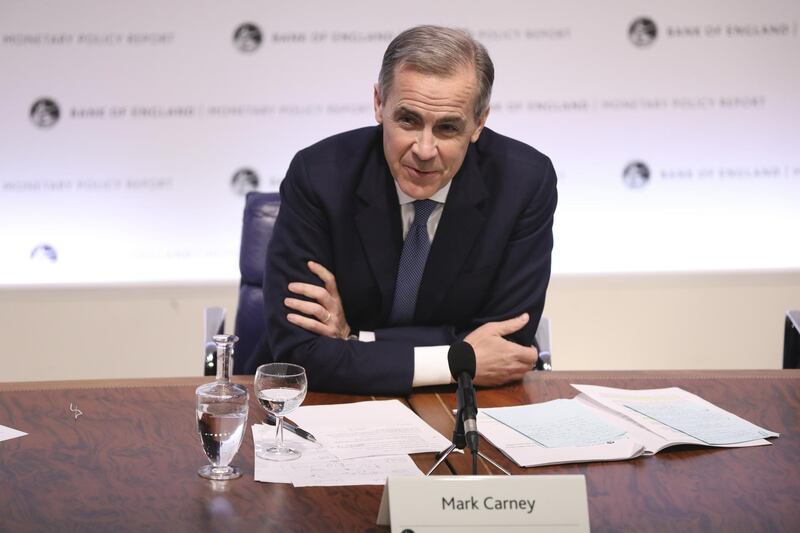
[248,25,557,395]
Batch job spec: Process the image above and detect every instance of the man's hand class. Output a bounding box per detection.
[285,261,352,339]
[464,313,539,387]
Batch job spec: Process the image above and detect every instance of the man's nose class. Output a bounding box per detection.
[412,128,437,161]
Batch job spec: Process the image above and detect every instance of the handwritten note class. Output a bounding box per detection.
[252,424,423,486]
[476,410,645,467]
[484,399,627,448]
[623,401,777,445]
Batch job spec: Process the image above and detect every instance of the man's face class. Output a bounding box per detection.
[374,65,489,199]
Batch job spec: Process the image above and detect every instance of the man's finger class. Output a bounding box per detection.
[287,313,334,337]
[512,345,539,365]
[491,313,530,336]
[284,298,328,321]
[308,261,341,298]
[288,282,330,304]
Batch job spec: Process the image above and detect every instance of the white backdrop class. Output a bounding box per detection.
[1,0,798,285]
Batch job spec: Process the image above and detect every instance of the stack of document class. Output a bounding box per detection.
[253,399,451,486]
[478,384,779,468]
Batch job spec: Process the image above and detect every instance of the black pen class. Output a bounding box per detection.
[264,413,317,443]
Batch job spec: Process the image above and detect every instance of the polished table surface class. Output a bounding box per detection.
[0,377,439,532]
[1,370,799,532]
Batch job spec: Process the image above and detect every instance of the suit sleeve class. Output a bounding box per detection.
[468,157,558,347]
[263,152,415,395]
[372,325,456,345]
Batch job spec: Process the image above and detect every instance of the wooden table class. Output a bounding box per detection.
[0,377,448,532]
[410,370,800,533]
[2,371,798,531]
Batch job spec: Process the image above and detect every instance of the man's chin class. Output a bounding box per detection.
[397,177,446,199]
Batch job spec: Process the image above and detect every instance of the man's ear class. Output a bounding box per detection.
[470,107,490,143]
[373,84,384,124]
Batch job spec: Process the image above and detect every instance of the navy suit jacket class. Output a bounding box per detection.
[249,125,557,395]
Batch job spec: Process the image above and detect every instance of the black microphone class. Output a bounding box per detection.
[448,341,479,456]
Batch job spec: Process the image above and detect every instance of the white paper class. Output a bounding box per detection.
[252,423,295,484]
[0,424,27,442]
[288,399,451,460]
[252,424,424,486]
[289,453,422,487]
[572,384,777,453]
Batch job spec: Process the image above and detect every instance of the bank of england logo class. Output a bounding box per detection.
[622,161,651,188]
[30,244,58,263]
[231,168,260,195]
[629,17,657,47]
[30,98,60,128]
[233,23,263,52]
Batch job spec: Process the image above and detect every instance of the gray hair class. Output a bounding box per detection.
[378,25,494,120]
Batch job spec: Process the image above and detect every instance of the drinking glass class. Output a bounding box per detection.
[254,363,308,461]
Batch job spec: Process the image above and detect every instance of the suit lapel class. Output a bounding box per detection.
[354,146,403,320]
[416,146,488,321]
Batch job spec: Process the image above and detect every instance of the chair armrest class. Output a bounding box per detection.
[534,316,552,371]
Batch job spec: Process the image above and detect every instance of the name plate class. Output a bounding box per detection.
[377,475,589,532]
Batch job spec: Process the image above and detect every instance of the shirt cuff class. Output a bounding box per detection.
[358,330,376,342]
[412,345,453,387]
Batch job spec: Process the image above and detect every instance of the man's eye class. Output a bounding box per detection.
[398,115,416,125]
[438,124,460,134]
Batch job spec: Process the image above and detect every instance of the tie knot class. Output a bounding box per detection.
[413,199,438,224]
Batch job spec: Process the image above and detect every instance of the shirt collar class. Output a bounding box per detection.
[393,179,452,206]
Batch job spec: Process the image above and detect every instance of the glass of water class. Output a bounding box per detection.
[254,363,307,461]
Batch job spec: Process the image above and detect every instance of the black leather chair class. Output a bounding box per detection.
[232,192,280,374]
[230,191,552,374]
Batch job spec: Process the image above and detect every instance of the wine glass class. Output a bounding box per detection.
[254,363,308,461]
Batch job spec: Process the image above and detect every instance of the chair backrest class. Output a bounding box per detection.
[233,191,280,374]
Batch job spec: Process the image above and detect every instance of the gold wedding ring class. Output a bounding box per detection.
[323,310,332,323]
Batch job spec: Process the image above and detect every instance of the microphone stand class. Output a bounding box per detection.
[425,383,510,476]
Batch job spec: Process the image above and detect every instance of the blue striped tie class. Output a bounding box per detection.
[389,199,438,325]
